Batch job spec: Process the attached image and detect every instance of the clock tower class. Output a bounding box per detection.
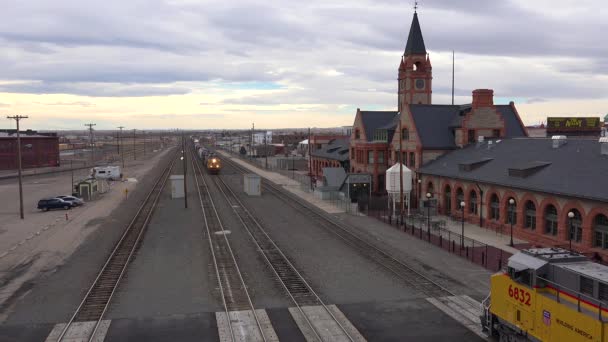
[398,11,432,111]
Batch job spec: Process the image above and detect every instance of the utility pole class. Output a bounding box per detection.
[85,123,96,166]
[250,123,254,159]
[143,130,146,157]
[264,131,268,169]
[117,126,125,170]
[7,115,28,219]
[308,127,313,191]
[132,129,137,160]
[452,50,455,105]
[182,133,188,209]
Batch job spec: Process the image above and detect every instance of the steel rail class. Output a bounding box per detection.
[213,168,356,342]
[189,149,267,342]
[223,154,458,298]
[57,149,178,342]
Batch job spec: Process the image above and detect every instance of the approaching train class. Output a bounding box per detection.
[482,247,608,341]
[206,154,221,174]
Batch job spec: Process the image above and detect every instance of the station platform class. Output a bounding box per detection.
[217,150,529,258]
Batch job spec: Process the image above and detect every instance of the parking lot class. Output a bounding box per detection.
[0,147,173,321]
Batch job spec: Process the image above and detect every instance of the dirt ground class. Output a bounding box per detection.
[0,146,174,322]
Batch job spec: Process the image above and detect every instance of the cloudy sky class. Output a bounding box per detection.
[1,0,607,130]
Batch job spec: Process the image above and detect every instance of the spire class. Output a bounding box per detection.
[404,12,426,56]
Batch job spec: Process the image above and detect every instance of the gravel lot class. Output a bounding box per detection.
[1,147,177,326]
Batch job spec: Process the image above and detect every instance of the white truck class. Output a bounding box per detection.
[91,166,122,180]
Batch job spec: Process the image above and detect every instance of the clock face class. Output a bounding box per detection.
[415,79,425,90]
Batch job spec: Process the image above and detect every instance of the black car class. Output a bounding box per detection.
[37,198,73,211]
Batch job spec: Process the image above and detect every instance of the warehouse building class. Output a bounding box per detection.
[0,130,60,170]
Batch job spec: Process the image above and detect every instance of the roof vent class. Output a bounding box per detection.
[551,135,567,148]
[600,137,608,156]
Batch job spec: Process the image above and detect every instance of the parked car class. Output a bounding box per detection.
[56,195,84,207]
[37,198,73,211]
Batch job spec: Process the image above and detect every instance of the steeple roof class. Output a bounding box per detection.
[404,12,426,56]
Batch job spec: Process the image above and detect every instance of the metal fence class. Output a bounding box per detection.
[368,210,512,272]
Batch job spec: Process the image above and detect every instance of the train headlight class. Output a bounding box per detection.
[212,158,217,163]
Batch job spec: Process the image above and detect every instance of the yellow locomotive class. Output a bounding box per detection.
[482,248,608,341]
[206,155,221,174]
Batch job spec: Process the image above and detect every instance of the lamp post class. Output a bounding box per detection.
[509,198,515,247]
[426,192,432,240]
[568,211,575,251]
[417,179,422,209]
[460,201,466,248]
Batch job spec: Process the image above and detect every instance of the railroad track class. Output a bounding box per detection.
[222,154,453,299]
[189,149,268,342]
[56,149,178,342]
[210,160,357,342]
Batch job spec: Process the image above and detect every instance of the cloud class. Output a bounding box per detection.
[0,0,607,128]
[35,101,96,107]
[0,81,191,97]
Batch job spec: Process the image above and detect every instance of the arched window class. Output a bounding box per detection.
[456,188,464,205]
[544,205,558,236]
[524,201,536,230]
[444,186,452,216]
[567,209,583,243]
[355,129,360,140]
[507,198,517,226]
[490,194,500,220]
[593,214,608,249]
[402,128,409,140]
[470,191,478,214]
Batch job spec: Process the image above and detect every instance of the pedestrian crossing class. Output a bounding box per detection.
[43,299,486,341]
[426,295,489,339]
[43,305,365,342]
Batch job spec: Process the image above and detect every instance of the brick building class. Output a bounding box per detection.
[310,137,349,181]
[418,137,608,260]
[349,11,527,196]
[0,130,60,170]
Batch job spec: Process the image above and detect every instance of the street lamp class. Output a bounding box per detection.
[509,198,515,247]
[568,211,575,251]
[460,201,466,248]
[417,179,422,208]
[426,192,432,240]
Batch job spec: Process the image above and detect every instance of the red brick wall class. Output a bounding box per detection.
[421,174,608,259]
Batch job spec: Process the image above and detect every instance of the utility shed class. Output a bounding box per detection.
[244,174,261,196]
[170,175,184,198]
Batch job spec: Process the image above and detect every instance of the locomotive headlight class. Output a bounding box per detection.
[212,158,217,163]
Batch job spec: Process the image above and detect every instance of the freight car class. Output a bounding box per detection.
[206,155,221,174]
[482,248,608,341]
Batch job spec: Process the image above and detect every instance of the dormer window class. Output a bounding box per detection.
[355,129,360,140]
[373,129,388,142]
[402,128,409,140]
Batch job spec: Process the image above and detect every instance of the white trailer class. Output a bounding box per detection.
[91,166,122,180]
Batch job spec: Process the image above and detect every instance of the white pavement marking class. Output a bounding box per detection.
[44,320,111,342]
[426,296,488,339]
[288,305,366,342]
[216,309,279,342]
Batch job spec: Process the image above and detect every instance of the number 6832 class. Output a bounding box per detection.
[508,284,531,306]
